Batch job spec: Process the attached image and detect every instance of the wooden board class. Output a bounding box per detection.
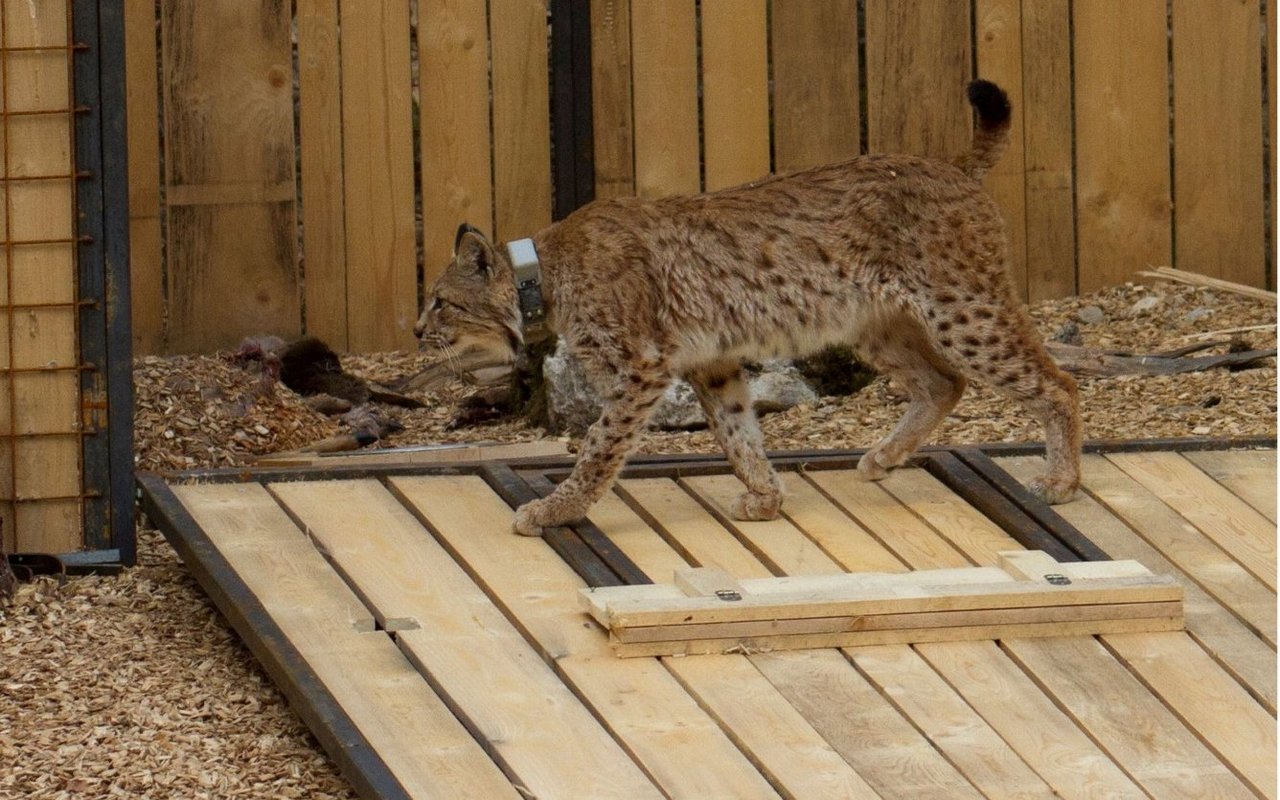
[589,0,634,199]
[296,0,348,348]
[770,0,859,173]
[420,0,495,284]
[1184,449,1277,523]
[339,0,417,351]
[489,0,552,241]
[255,440,568,468]
[1072,0,1172,291]
[1171,0,1265,286]
[160,0,299,353]
[864,0,971,158]
[629,0,699,197]
[699,0,769,190]
[124,0,164,353]
[171,482,520,799]
[4,0,80,553]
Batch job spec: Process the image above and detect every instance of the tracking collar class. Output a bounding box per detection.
[506,238,551,344]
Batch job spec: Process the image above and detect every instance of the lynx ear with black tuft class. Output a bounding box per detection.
[454,227,496,279]
[454,222,484,254]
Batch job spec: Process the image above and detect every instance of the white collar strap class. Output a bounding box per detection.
[506,238,551,344]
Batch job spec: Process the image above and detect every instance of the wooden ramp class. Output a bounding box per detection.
[140,440,1277,800]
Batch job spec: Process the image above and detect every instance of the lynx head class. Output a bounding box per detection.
[415,224,522,363]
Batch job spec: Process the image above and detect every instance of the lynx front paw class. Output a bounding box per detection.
[1027,474,1079,505]
[854,451,890,482]
[512,500,549,537]
[731,491,782,522]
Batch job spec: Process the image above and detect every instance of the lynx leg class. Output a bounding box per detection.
[854,316,967,481]
[917,289,1081,504]
[687,363,783,521]
[513,359,670,536]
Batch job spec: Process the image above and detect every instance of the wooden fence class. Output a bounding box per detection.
[126,0,1277,355]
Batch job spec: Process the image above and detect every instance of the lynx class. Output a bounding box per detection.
[416,81,1081,537]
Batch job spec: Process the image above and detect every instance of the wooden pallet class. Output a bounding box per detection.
[582,552,1183,656]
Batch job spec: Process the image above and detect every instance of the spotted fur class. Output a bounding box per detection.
[416,80,1080,536]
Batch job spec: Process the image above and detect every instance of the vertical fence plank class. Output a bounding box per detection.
[1172,0,1264,286]
[4,0,81,552]
[700,0,769,190]
[630,0,699,197]
[160,0,299,353]
[1020,0,1077,300]
[340,0,417,350]
[490,0,553,241]
[864,0,972,158]
[1269,0,1276,290]
[1072,0,1171,292]
[770,0,859,172]
[420,0,494,281]
[590,0,633,199]
[975,0,1029,302]
[124,0,163,353]
[297,0,348,349]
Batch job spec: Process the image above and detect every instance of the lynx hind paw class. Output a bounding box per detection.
[512,502,547,537]
[854,452,890,482]
[1027,474,1079,505]
[730,491,783,522]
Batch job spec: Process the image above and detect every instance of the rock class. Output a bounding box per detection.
[1182,306,1212,324]
[1129,295,1161,317]
[1076,305,1105,325]
[542,340,819,432]
[1051,321,1083,346]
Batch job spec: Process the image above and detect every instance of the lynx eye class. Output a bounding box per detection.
[430,297,444,312]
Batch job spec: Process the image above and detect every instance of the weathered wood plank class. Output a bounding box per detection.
[589,0,634,199]
[1001,454,1276,712]
[1183,449,1277,524]
[419,0,494,283]
[124,0,164,353]
[339,0,417,350]
[388,475,779,799]
[770,0,860,172]
[699,0,769,190]
[490,0,553,241]
[271,478,661,800]
[629,0,699,197]
[296,0,348,348]
[876,469,1023,566]
[775,472,908,573]
[864,0,971,158]
[1072,0,1171,291]
[1107,451,1276,591]
[160,0,299,352]
[1171,0,1266,286]
[172,482,517,799]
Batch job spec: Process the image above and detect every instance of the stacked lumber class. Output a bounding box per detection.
[581,551,1184,657]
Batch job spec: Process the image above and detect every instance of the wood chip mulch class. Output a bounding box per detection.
[2,281,1274,799]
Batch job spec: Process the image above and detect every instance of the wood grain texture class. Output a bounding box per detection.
[864,0,972,158]
[876,469,1023,566]
[388,474,777,799]
[699,0,769,190]
[975,0,1029,301]
[124,0,164,353]
[1107,451,1277,591]
[296,0,348,348]
[1001,455,1276,712]
[770,0,860,172]
[161,0,299,353]
[271,478,655,800]
[172,482,517,799]
[339,0,417,351]
[776,472,908,573]
[590,0,633,199]
[1183,449,1277,523]
[420,0,494,281]
[490,0,553,241]
[1072,0,1172,291]
[1172,0,1265,286]
[1269,0,1277,290]
[917,640,1149,798]
[629,0,699,197]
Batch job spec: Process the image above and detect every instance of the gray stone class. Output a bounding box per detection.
[1075,305,1105,325]
[542,340,819,432]
[1182,306,1213,324]
[1129,295,1161,317]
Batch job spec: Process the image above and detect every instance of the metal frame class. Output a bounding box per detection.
[136,436,1275,800]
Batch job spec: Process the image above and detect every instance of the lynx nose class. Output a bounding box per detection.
[413,319,425,339]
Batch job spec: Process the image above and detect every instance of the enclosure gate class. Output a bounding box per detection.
[0,0,133,566]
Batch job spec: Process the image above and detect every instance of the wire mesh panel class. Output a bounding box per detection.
[0,0,84,554]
